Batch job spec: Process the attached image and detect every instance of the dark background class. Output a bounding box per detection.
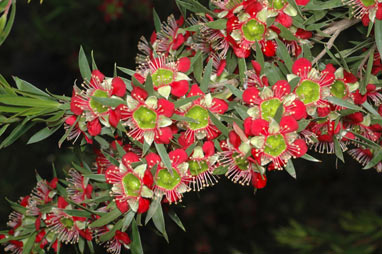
[1,1,382,253]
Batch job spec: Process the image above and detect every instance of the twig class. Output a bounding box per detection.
[312,19,361,65]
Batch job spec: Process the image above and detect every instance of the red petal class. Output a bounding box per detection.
[172,34,185,51]
[344,71,357,83]
[188,84,205,97]
[229,130,241,149]
[217,60,226,76]
[244,118,254,136]
[87,118,101,136]
[272,80,291,98]
[324,64,336,73]
[202,141,215,157]
[178,132,192,149]
[19,196,30,207]
[362,14,370,27]
[345,112,364,124]
[280,116,298,133]
[145,153,161,168]
[262,40,277,57]
[290,99,306,120]
[251,119,269,136]
[251,60,262,75]
[111,77,126,97]
[137,198,150,214]
[49,178,58,189]
[115,230,131,245]
[169,149,188,164]
[242,87,260,105]
[122,152,140,167]
[116,199,129,214]
[108,108,121,128]
[377,3,382,20]
[57,196,68,209]
[131,85,148,101]
[90,70,105,86]
[276,12,293,28]
[171,80,189,97]
[143,170,154,188]
[295,28,312,39]
[292,58,312,75]
[154,127,173,144]
[211,98,228,114]
[251,172,267,189]
[317,106,331,117]
[133,73,145,84]
[150,31,157,44]
[105,165,119,184]
[70,95,84,115]
[65,115,77,126]
[295,0,310,5]
[79,229,93,241]
[157,98,175,117]
[290,139,308,158]
[352,90,367,105]
[178,57,191,73]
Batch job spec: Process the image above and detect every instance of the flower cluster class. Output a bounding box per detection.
[1,0,382,253]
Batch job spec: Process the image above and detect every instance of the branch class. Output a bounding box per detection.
[312,19,361,65]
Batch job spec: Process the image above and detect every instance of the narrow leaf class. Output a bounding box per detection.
[89,208,122,228]
[131,219,144,254]
[155,143,173,173]
[78,46,92,81]
[168,210,186,232]
[200,58,213,93]
[153,9,161,32]
[285,159,296,179]
[376,20,382,59]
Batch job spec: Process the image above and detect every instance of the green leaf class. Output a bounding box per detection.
[333,137,345,163]
[275,23,298,41]
[226,84,242,98]
[0,124,9,136]
[91,96,125,108]
[297,119,310,132]
[153,8,161,32]
[152,204,168,242]
[144,73,154,96]
[0,95,60,108]
[99,219,123,242]
[376,20,382,59]
[275,38,293,72]
[117,66,135,77]
[0,118,35,149]
[72,162,92,174]
[208,111,229,137]
[87,240,95,254]
[176,0,215,16]
[155,143,173,173]
[145,198,160,225]
[174,95,200,108]
[91,50,98,70]
[364,148,382,169]
[238,57,246,85]
[234,105,249,120]
[89,208,122,228]
[255,43,264,70]
[122,210,136,232]
[27,125,62,144]
[22,232,37,254]
[82,174,106,182]
[361,47,375,95]
[200,58,213,93]
[0,1,15,47]
[13,76,51,98]
[101,150,120,166]
[5,197,26,214]
[213,165,228,175]
[205,19,227,29]
[63,209,92,218]
[168,210,186,232]
[304,0,343,10]
[131,219,144,254]
[192,51,204,82]
[326,97,364,112]
[285,159,296,179]
[171,114,198,123]
[300,153,321,162]
[263,62,284,85]
[78,46,92,81]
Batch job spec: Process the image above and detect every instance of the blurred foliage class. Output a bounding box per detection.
[275,211,382,254]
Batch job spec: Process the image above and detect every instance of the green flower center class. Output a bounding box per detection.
[122,173,141,197]
[361,0,375,7]
[60,217,74,229]
[295,80,320,105]
[242,19,265,42]
[233,153,249,171]
[268,0,287,9]
[189,160,209,176]
[90,89,109,114]
[260,98,282,121]
[185,105,209,130]
[133,106,157,129]
[330,80,347,99]
[155,169,181,190]
[264,134,287,157]
[151,68,174,87]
